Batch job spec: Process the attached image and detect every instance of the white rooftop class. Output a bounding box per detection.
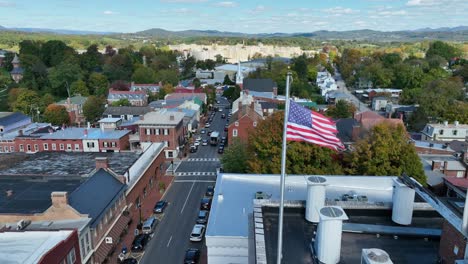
[136,111,185,126]
[206,174,398,238]
[0,230,73,264]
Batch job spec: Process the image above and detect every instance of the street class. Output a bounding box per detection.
[139,95,229,264]
[334,68,370,112]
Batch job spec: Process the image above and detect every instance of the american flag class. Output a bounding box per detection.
[286,100,344,151]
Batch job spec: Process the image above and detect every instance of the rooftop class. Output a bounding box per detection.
[0,112,30,128]
[0,230,74,264]
[0,152,140,176]
[262,206,441,264]
[38,127,130,140]
[243,78,277,93]
[136,110,185,126]
[103,106,152,116]
[56,95,88,105]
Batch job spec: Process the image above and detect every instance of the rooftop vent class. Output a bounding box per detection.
[361,248,393,264]
[17,219,31,230]
[255,191,270,199]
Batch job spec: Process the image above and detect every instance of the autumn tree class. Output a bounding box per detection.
[83,96,105,122]
[343,123,426,185]
[43,104,70,125]
[247,111,344,174]
[220,139,249,173]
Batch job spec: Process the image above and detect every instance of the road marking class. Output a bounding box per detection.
[166,236,173,247]
[186,158,220,162]
[175,172,216,176]
[175,180,217,183]
[181,181,196,214]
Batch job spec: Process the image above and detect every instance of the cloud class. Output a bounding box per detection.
[406,0,437,6]
[174,8,190,13]
[103,10,118,15]
[0,1,15,7]
[160,0,207,3]
[325,7,359,15]
[377,10,407,16]
[214,1,237,8]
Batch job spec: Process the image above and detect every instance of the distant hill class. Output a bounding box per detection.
[0,26,117,35]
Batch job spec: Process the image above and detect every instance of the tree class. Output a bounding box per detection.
[88,73,109,96]
[220,139,249,173]
[181,55,196,77]
[103,53,133,82]
[155,69,179,86]
[70,80,89,96]
[326,100,356,118]
[132,67,156,83]
[215,54,226,64]
[343,123,426,185]
[41,40,76,67]
[39,93,55,113]
[111,98,131,106]
[223,74,234,85]
[192,78,201,88]
[80,44,103,72]
[48,62,84,97]
[157,84,175,99]
[12,89,40,114]
[43,104,70,125]
[222,86,241,101]
[247,111,344,174]
[19,40,42,58]
[110,80,130,91]
[426,41,460,61]
[83,96,105,122]
[292,54,309,80]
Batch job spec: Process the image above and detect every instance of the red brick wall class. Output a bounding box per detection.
[228,115,255,145]
[38,229,82,264]
[98,134,130,152]
[0,141,15,152]
[439,220,466,263]
[138,123,184,151]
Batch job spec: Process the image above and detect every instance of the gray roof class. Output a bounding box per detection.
[136,111,185,126]
[69,169,126,227]
[336,118,359,142]
[21,218,91,232]
[103,106,152,116]
[108,91,147,100]
[259,101,277,110]
[11,54,20,64]
[10,67,24,74]
[449,140,468,153]
[0,152,140,176]
[419,156,445,186]
[243,78,277,93]
[38,127,130,140]
[0,112,30,127]
[56,95,88,105]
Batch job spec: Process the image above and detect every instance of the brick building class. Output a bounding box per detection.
[56,95,88,125]
[228,99,263,146]
[136,111,186,159]
[107,89,148,106]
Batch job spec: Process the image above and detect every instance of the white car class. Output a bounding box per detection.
[205,123,211,128]
[190,224,205,242]
[195,136,202,141]
[194,141,200,146]
[202,139,208,146]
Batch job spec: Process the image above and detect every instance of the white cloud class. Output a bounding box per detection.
[214,1,237,8]
[378,10,407,16]
[174,8,190,13]
[406,0,437,6]
[325,7,359,15]
[0,1,15,7]
[160,0,207,3]
[103,10,118,15]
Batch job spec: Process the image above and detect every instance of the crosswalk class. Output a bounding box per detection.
[175,172,217,176]
[186,158,220,162]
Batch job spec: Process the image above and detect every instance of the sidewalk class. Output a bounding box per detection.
[111,175,174,263]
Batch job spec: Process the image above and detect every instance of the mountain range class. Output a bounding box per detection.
[0,26,467,41]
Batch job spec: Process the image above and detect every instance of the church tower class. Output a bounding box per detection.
[10,54,24,83]
[235,60,243,89]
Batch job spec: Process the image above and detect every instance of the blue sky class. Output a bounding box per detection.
[0,0,466,33]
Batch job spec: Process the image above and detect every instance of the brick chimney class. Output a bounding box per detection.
[432,160,442,171]
[273,86,278,96]
[351,125,361,141]
[51,192,68,207]
[95,157,109,170]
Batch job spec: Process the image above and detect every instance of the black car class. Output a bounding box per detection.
[131,234,150,252]
[218,146,224,154]
[200,197,212,210]
[206,186,214,196]
[121,258,138,264]
[184,248,200,264]
[154,200,168,213]
[196,210,209,224]
[190,145,198,153]
[207,130,213,136]
[221,113,226,119]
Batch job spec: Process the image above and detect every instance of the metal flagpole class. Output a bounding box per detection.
[276,71,292,264]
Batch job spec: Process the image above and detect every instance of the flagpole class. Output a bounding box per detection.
[277,71,292,264]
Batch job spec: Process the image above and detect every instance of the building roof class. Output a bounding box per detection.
[136,111,185,126]
[98,117,121,123]
[243,78,277,93]
[0,152,140,177]
[85,128,131,140]
[207,174,398,238]
[336,118,359,142]
[413,140,455,153]
[166,108,197,119]
[165,93,207,104]
[11,54,20,64]
[0,112,30,127]
[419,155,445,187]
[444,177,468,189]
[20,218,91,232]
[39,127,130,140]
[56,95,88,105]
[449,140,468,153]
[215,64,254,72]
[258,101,278,110]
[103,106,152,116]
[0,177,83,214]
[426,122,468,129]
[108,89,147,100]
[10,67,24,74]
[0,123,50,141]
[0,230,74,264]
[69,169,126,227]
[354,111,404,131]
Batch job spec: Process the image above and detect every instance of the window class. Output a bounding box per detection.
[120,115,125,119]
[67,247,76,264]
[4,146,8,152]
[108,115,112,118]
[235,121,239,127]
[453,130,458,136]
[233,129,238,137]
[439,129,444,135]
[111,142,116,147]
[164,129,169,135]
[146,129,151,135]
[27,144,31,151]
[19,144,24,151]
[34,144,39,151]
[52,143,57,150]
[10,146,14,152]
[85,233,91,253]
[43,143,48,150]
[74,144,79,150]
[80,238,85,259]
[87,142,95,148]
[168,151,173,158]
[253,122,257,127]
[60,144,64,150]
[143,187,147,197]
[103,142,108,147]
[67,144,72,150]
[156,129,160,135]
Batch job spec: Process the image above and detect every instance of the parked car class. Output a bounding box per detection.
[142,216,159,234]
[205,186,214,196]
[205,122,211,128]
[184,248,200,264]
[190,145,198,153]
[190,224,206,242]
[202,139,208,146]
[131,234,150,252]
[218,146,224,154]
[154,200,167,213]
[195,136,202,141]
[200,197,212,210]
[221,114,226,119]
[196,210,209,224]
[194,141,200,147]
[200,129,206,134]
[224,126,228,132]
[121,258,138,264]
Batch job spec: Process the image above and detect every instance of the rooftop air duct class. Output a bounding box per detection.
[315,206,348,264]
[306,176,328,223]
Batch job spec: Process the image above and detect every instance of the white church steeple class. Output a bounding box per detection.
[235,60,244,88]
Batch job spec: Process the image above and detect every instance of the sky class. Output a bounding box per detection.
[0,0,467,33]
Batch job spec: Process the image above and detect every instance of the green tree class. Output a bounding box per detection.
[326,100,356,118]
[343,123,426,185]
[83,96,105,122]
[223,74,234,85]
[247,111,343,174]
[43,104,70,125]
[181,55,196,77]
[88,73,109,96]
[103,53,134,82]
[222,86,241,101]
[19,40,42,58]
[70,80,89,96]
[39,93,55,113]
[193,78,201,88]
[426,41,460,61]
[132,67,156,83]
[155,69,179,86]
[80,44,103,72]
[41,40,76,67]
[48,62,84,97]
[12,89,40,114]
[292,54,309,80]
[111,98,131,106]
[220,139,249,173]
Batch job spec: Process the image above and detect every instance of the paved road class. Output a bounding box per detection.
[334,68,370,112]
[140,95,229,264]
